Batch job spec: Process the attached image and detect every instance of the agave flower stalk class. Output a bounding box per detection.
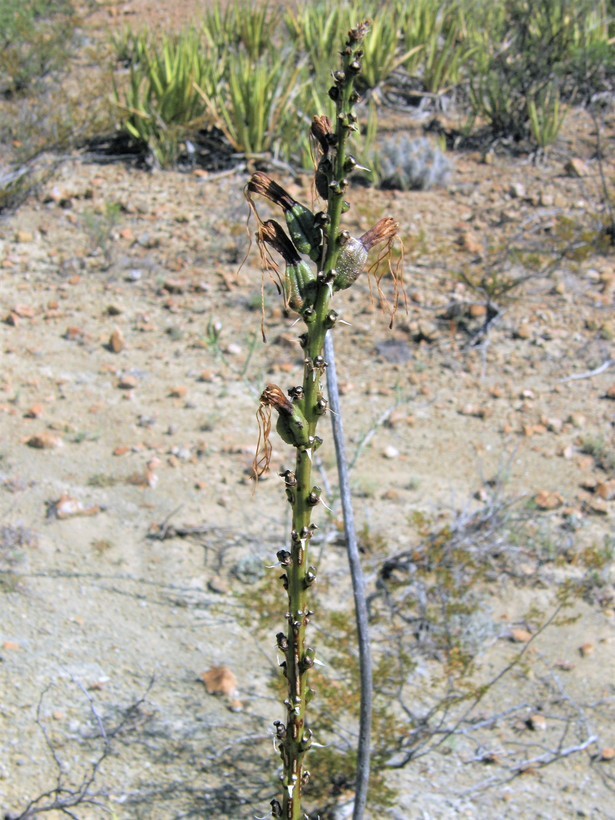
[248,21,400,819]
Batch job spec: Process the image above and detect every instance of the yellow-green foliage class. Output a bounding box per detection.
[109,0,613,166]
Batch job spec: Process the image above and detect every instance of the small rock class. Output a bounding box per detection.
[26,432,63,449]
[108,328,125,353]
[169,386,188,399]
[579,643,594,657]
[515,323,532,340]
[459,404,490,418]
[509,182,526,199]
[534,490,564,510]
[15,230,34,243]
[163,279,185,294]
[13,305,35,319]
[458,230,484,256]
[207,576,230,595]
[583,499,609,516]
[202,666,238,697]
[565,158,590,178]
[510,628,533,643]
[527,714,547,731]
[469,303,487,318]
[412,320,439,342]
[567,412,586,428]
[24,404,44,419]
[383,445,400,459]
[596,480,615,501]
[4,312,20,326]
[600,748,615,761]
[46,495,104,519]
[225,343,242,356]
[545,417,563,433]
[605,384,615,400]
[539,192,554,207]
[117,375,138,390]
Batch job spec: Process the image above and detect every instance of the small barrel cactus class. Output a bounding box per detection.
[373,134,452,191]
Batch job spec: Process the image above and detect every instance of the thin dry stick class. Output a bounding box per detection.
[325,332,372,820]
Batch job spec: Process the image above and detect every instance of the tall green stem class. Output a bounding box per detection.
[274,23,371,820]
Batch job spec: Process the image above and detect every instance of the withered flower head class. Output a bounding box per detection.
[259,384,294,416]
[358,217,399,252]
[349,20,371,43]
[334,217,404,327]
[258,220,301,266]
[247,172,296,211]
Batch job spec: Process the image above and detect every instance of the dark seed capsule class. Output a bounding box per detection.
[307,486,322,506]
[325,309,338,328]
[315,396,328,415]
[288,385,304,401]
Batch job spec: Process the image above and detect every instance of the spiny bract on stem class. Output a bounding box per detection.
[246,19,402,820]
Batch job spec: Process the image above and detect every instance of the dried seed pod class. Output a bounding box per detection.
[333,217,399,291]
[276,549,292,565]
[247,173,323,262]
[315,157,333,201]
